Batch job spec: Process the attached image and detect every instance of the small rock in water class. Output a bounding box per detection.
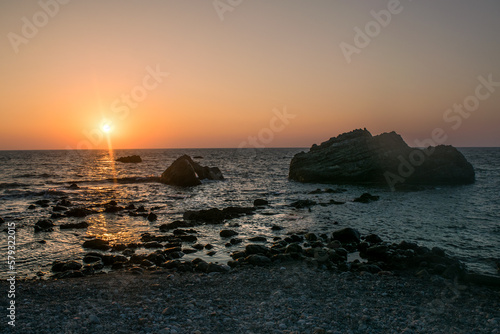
[116,155,142,163]
[220,229,238,238]
[353,193,379,203]
[147,213,158,222]
[82,239,110,250]
[253,199,269,206]
[331,228,361,244]
[34,220,54,232]
[248,236,267,242]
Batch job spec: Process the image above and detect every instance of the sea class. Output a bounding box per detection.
[0,148,499,279]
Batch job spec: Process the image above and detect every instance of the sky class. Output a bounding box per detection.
[0,0,499,150]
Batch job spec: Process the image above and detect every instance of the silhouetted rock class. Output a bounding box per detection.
[331,228,361,244]
[0,217,4,225]
[82,239,110,250]
[183,206,255,224]
[220,229,238,238]
[353,193,380,203]
[159,220,195,231]
[253,199,269,206]
[290,199,317,208]
[34,220,54,232]
[289,129,475,189]
[68,183,79,189]
[51,260,82,272]
[160,155,223,187]
[66,207,95,217]
[116,155,142,163]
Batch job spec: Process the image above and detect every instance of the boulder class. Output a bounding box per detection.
[51,260,82,272]
[245,244,269,255]
[253,199,269,206]
[220,229,238,238]
[160,155,224,187]
[65,207,95,218]
[34,220,54,232]
[116,155,142,163]
[289,129,475,188]
[331,228,361,244]
[353,193,379,203]
[159,221,195,231]
[82,239,110,250]
[183,206,255,224]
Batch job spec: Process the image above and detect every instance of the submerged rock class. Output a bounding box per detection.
[116,155,142,163]
[160,155,224,187]
[65,207,95,218]
[353,193,380,203]
[289,129,475,189]
[183,206,255,224]
[82,239,110,250]
[220,229,238,238]
[34,220,54,232]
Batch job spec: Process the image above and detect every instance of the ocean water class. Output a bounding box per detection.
[0,147,499,279]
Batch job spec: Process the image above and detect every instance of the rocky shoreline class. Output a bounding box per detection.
[3,262,499,333]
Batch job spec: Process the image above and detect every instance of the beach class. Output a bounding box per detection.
[2,262,499,334]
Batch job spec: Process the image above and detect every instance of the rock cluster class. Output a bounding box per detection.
[289,129,475,188]
[160,155,224,187]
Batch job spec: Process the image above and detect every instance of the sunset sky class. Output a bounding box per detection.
[1,0,499,150]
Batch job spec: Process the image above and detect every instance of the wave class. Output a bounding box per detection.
[0,188,67,200]
[107,176,161,184]
[13,173,58,179]
[0,182,30,189]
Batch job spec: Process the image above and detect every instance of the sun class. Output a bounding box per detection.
[102,123,112,134]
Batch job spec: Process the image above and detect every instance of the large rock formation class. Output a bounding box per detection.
[160,155,224,187]
[289,129,475,189]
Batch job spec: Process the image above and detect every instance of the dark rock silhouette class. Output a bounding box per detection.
[289,129,475,188]
[160,155,224,187]
[34,219,54,232]
[353,193,380,203]
[116,155,142,163]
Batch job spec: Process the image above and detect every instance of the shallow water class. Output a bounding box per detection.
[0,147,499,278]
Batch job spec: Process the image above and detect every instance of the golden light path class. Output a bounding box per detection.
[102,121,118,185]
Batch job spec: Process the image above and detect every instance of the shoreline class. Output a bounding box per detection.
[2,262,499,333]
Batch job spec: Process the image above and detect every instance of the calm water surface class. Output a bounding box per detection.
[0,148,499,278]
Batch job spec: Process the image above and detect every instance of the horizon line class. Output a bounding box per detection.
[1,146,500,151]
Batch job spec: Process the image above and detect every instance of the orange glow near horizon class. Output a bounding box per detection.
[1,1,500,149]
